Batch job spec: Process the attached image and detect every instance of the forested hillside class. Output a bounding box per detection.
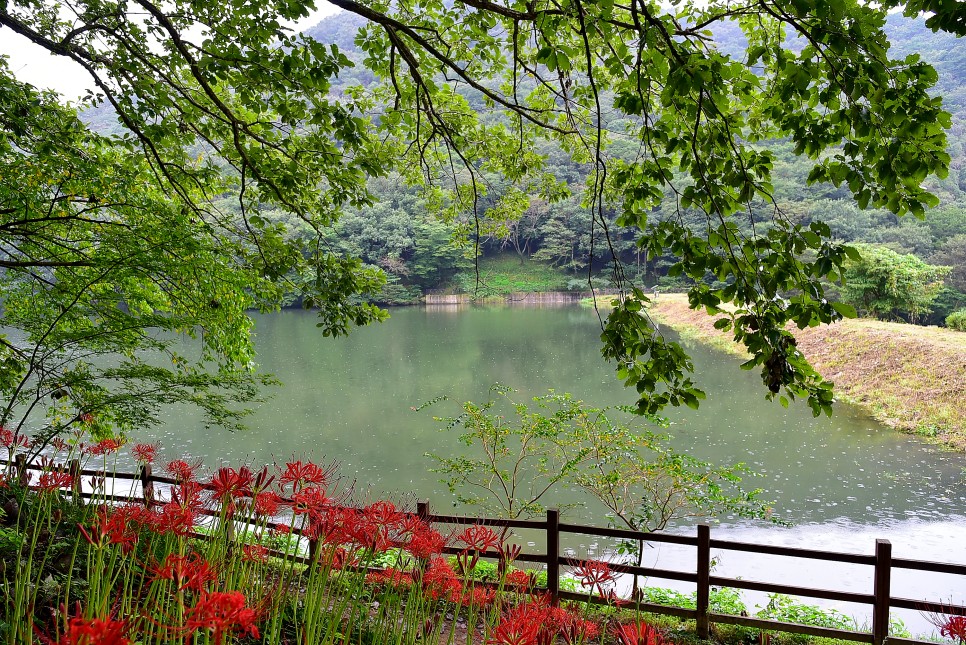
[292,11,966,324]
[75,10,966,319]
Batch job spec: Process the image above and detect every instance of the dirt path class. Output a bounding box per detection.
[645,294,966,451]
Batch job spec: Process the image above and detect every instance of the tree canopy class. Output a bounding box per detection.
[0,0,960,440]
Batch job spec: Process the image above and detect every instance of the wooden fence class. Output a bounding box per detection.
[7,454,966,645]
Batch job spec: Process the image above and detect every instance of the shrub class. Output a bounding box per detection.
[946,309,966,331]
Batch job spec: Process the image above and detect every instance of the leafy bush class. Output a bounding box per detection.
[638,586,696,609]
[635,586,747,615]
[842,244,950,323]
[757,594,856,633]
[946,309,966,331]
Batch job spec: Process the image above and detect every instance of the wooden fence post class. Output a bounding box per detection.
[69,459,81,499]
[697,524,711,639]
[873,539,892,645]
[140,464,155,508]
[547,508,560,607]
[14,453,27,486]
[417,499,430,520]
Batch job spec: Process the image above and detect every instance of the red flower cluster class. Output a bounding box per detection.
[403,518,446,559]
[367,567,415,588]
[131,442,158,465]
[59,615,130,645]
[37,470,74,494]
[487,599,548,645]
[462,586,497,608]
[184,591,259,645]
[152,481,204,536]
[241,544,270,563]
[85,438,125,457]
[0,427,29,451]
[78,505,144,553]
[150,552,218,593]
[208,466,254,516]
[612,621,667,645]
[938,615,966,644]
[423,557,462,602]
[165,458,201,483]
[457,524,501,553]
[252,490,282,517]
[558,612,600,645]
[504,569,533,589]
[278,459,331,493]
[573,559,616,595]
[488,596,603,645]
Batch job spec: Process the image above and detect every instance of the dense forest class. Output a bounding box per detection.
[251,10,966,325]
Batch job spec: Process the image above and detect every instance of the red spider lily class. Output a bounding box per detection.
[611,621,666,645]
[170,480,205,508]
[278,459,331,493]
[291,486,330,518]
[37,470,74,493]
[183,591,259,645]
[461,586,496,608]
[252,490,282,517]
[150,552,218,593]
[131,442,158,465]
[58,615,131,645]
[299,505,342,547]
[328,546,359,570]
[487,611,543,645]
[504,569,532,589]
[79,413,95,425]
[85,438,125,457]
[366,568,415,588]
[365,500,404,529]
[558,612,601,645]
[242,544,270,563]
[456,524,502,553]
[208,467,254,516]
[153,485,203,537]
[0,427,29,451]
[51,437,69,452]
[423,556,462,602]
[271,524,292,537]
[404,521,446,559]
[165,458,201,483]
[573,559,616,595]
[77,506,142,553]
[929,614,966,644]
[154,505,195,536]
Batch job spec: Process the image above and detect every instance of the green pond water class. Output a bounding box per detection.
[144,304,965,524]
[139,304,966,633]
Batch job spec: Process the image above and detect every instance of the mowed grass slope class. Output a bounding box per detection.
[647,294,966,450]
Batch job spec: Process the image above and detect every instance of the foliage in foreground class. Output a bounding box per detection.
[0,433,962,645]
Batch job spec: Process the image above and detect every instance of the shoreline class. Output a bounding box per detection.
[642,294,966,452]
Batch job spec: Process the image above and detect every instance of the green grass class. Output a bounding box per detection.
[454,255,571,295]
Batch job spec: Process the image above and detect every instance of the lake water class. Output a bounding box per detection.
[137,304,966,635]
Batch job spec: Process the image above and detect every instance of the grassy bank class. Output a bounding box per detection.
[646,294,966,451]
[455,255,572,295]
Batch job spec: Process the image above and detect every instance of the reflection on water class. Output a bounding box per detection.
[136,305,965,636]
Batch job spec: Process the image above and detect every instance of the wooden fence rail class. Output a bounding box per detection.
[5,457,965,645]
